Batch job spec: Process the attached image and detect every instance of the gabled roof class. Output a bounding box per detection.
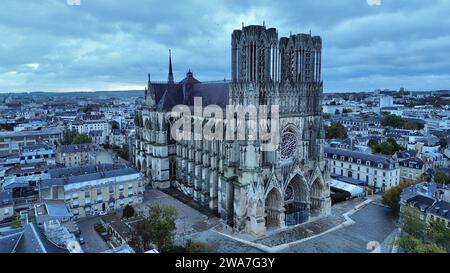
[14,223,69,253]
[405,195,436,211]
[150,73,230,111]
[324,147,398,169]
[427,201,450,221]
[0,232,22,253]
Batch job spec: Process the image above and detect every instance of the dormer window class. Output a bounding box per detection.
[366,161,371,166]
[349,157,353,163]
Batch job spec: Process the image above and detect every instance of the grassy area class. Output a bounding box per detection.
[94,223,107,234]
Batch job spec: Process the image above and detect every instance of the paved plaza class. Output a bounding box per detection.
[73,190,399,253]
[187,196,399,253]
[136,189,220,243]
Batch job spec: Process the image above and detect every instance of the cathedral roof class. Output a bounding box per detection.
[190,82,229,107]
[151,77,229,111]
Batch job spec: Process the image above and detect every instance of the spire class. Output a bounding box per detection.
[168,49,174,84]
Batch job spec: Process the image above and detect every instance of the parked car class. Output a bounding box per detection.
[78,236,85,245]
[99,211,107,216]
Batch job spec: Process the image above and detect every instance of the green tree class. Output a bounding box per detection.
[322,113,331,119]
[185,239,207,253]
[381,114,424,130]
[427,217,450,249]
[334,109,340,115]
[416,243,446,253]
[123,204,135,219]
[117,144,129,161]
[371,138,405,155]
[375,142,395,155]
[382,182,412,210]
[438,139,448,150]
[129,205,178,253]
[394,235,422,253]
[325,123,348,139]
[147,205,178,252]
[342,108,353,114]
[62,129,92,145]
[368,139,379,149]
[394,236,446,253]
[402,206,427,240]
[381,114,404,128]
[433,171,449,185]
[10,215,22,229]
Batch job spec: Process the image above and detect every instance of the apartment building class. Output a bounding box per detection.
[0,127,62,156]
[39,164,144,219]
[324,147,400,191]
[400,158,426,183]
[70,117,110,136]
[56,144,95,167]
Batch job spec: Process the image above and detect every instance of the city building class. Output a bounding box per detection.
[427,201,450,228]
[399,158,426,183]
[0,127,62,156]
[0,190,14,222]
[109,129,127,147]
[324,147,400,191]
[379,95,394,109]
[39,164,144,219]
[69,116,110,136]
[56,144,95,167]
[89,130,107,145]
[135,25,331,235]
[400,182,450,227]
[0,222,71,253]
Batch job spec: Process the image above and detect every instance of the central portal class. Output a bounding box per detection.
[284,175,310,226]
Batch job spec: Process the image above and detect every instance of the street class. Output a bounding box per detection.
[76,217,111,253]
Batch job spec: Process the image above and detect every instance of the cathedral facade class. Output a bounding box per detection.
[134,25,331,236]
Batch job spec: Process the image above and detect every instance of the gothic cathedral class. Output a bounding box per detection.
[135,24,331,236]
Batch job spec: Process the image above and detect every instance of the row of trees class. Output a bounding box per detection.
[395,206,449,253]
[325,123,348,140]
[61,129,92,145]
[334,109,353,115]
[434,171,450,185]
[381,114,424,130]
[368,138,406,155]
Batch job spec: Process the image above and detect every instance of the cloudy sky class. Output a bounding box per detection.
[0,0,449,93]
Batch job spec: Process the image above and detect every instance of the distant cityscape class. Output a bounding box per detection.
[1,1,449,258]
[1,75,449,254]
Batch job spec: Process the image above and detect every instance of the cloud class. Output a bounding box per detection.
[24,64,40,70]
[367,0,381,6]
[0,0,449,93]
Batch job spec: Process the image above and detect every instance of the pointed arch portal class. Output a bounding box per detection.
[265,188,284,228]
[284,174,310,226]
